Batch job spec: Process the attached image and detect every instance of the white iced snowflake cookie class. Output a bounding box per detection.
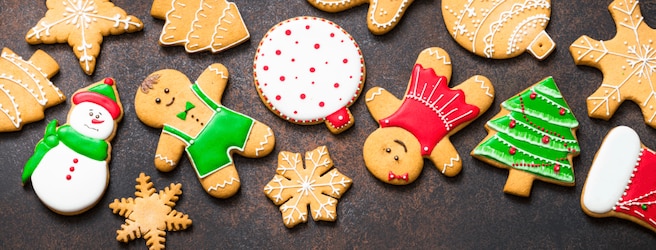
[253,16,365,134]
[442,0,555,60]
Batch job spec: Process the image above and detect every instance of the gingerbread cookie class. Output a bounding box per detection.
[22,78,123,215]
[442,0,555,60]
[363,47,494,185]
[307,0,414,35]
[471,77,580,197]
[253,17,365,134]
[264,146,352,228]
[570,0,656,128]
[581,126,656,233]
[135,64,275,199]
[110,173,192,249]
[26,0,143,75]
[0,48,65,132]
[151,0,250,53]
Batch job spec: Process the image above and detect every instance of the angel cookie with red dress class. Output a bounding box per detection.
[363,47,495,184]
[135,64,275,199]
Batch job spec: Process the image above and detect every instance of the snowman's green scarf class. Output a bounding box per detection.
[22,120,108,184]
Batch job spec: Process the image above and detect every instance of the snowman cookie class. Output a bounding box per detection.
[135,64,275,199]
[253,17,365,134]
[363,47,494,184]
[22,78,123,215]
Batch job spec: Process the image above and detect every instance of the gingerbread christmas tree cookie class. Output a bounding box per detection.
[110,173,192,250]
[0,48,65,132]
[569,0,656,128]
[151,0,250,53]
[264,146,352,228]
[472,77,580,197]
[25,0,143,75]
[363,47,495,185]
[442,0,555,60]
[307,0,414,35]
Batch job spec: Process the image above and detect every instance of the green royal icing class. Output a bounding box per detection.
[473,77,580,183]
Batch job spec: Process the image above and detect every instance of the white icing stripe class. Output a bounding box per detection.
[582,126,641,214]
[206,176,240,192]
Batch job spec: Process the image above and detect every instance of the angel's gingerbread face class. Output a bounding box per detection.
[363,127,424,184]
[135,77,187,128]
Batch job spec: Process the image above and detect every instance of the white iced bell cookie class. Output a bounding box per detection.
[254,16,365,134]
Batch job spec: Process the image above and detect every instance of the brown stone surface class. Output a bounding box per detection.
[1,0,655,248]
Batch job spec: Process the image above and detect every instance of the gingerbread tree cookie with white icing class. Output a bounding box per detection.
[135,64,275,199]
[0,48,65,132]
[253,17,365,134]
[582,126,656,233]
[569,0,656,128]
[442,0,555,60]
[151,0,250,53]
[25,0,143,75]
[307,0,414,35]
[363,47,494,185]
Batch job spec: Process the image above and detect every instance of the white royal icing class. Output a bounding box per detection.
[31,143,108,214]
[582,126,641,214]
[69,102,115,140]
[254,17,364,123]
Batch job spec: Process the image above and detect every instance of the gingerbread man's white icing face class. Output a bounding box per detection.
[69,102,114,140]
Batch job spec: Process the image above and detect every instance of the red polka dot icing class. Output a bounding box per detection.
[254,16,365,123]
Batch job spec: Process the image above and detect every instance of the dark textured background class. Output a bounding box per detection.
[1,0,656,248]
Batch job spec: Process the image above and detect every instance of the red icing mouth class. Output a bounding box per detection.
[91,119,105,124]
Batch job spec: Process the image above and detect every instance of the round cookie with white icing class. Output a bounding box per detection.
[581,126,656,233]
[253,16,365,134]
[441,0,555,60]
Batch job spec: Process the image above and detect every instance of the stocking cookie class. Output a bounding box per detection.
[307,0,414,35]
[363,47,494,185]
[151,0,250,53]
[26,0,143,75]
[0,48,65,132]
[22,78,123,215]
[471,77,581,197]
[253,17,365,134]
[135,64,275,199]
[442,0,555,60]
[569,0,656,128]
[582,126,656,233]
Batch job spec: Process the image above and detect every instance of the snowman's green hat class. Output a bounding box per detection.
[72,78,121,119]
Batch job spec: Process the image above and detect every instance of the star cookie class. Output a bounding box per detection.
[26,0,143,75]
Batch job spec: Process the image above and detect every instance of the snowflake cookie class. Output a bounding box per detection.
[442,0,555,60]
[569,0,656,128]
[471,77,580,197]
[151,0,250,53]
[307,0,414,35]
[363,47,495,185]
[582,126,656,233]
[109,173,192,250]
[253,17,365,134]
[264,146,352,228]
[25,0,143,75]
[0,48,65,132]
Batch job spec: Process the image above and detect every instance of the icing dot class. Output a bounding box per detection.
[423,146,429,152]
[509,119,516,128]
[291,58,295,62]
[310,67,316,73]
[66,175,72,180]
[306,25,310,29]
[334,83,340,88]
[343,58,348,64]
[509,147,517,155]
[642,204,648,210]
[554,164,560,173]
[285,30,291,35]
[280,76,286,82]
[70,167,75,172]
[330,33,335,37]
[276,50,281,55]
[294,111,298,114]
[319,101,325,107]
[559,108,566,116]
[300,93,306,99]
[104,78,114,85]
[542,135,550,144]
[73,158,78,163]
[263,66,269,71]
[314,43,320,49]
[530,92,537,100]
[338,115,343,121]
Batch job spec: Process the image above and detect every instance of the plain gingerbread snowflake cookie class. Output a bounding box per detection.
[442,0,555,60]
[253,16,365,134]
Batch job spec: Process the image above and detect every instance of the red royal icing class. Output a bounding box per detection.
[380,64,480,156]
[326,106,350,129]
[615,148,656,226]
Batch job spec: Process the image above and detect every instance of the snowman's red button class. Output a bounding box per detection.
[73,158,78,163]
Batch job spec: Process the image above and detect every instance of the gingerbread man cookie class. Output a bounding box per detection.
[135,64,275,199]
[0,48,65,132]
[363,47,495,185]
[307,0,414,35]
[151,0,250,53]
[569,0,656,128]
[442,0,555,60]
[26,0,143,75]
